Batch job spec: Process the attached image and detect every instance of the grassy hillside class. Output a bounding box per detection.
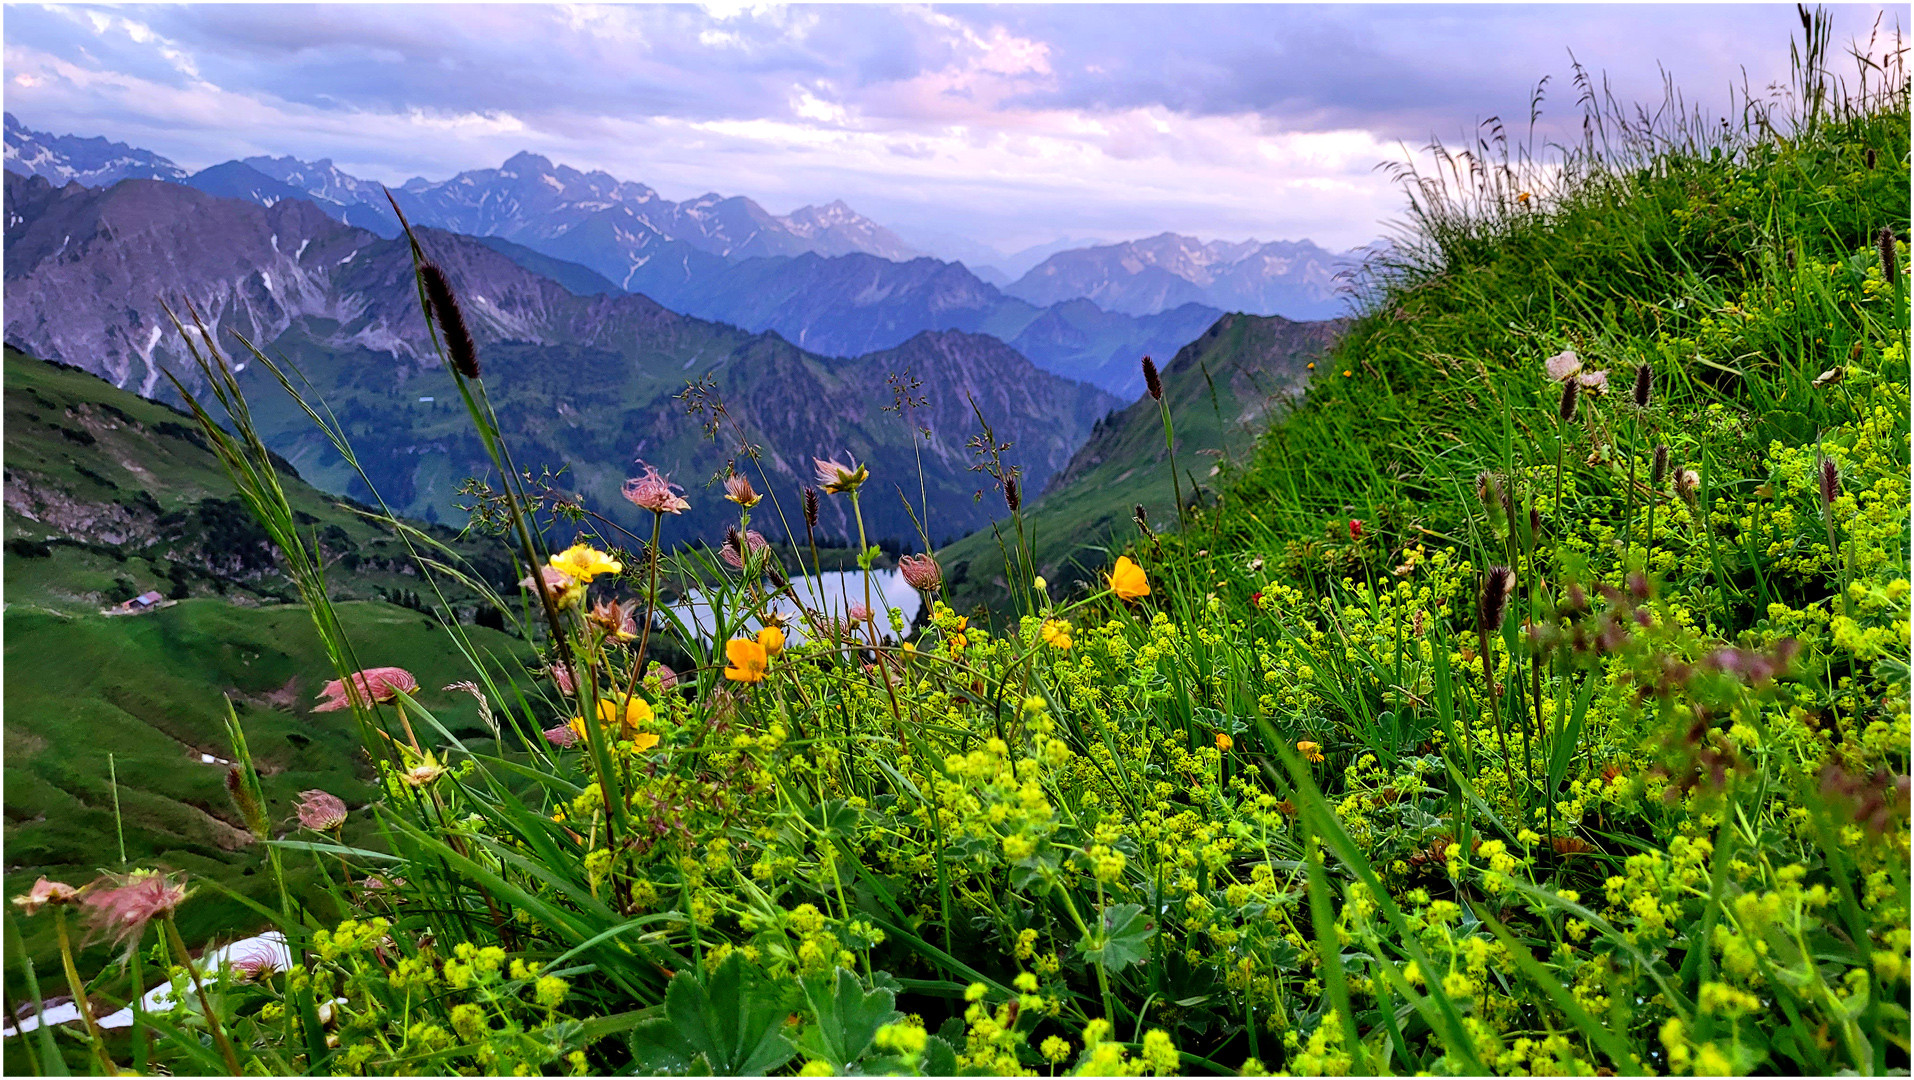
[3,348,532,997]
[940,312,1343,612]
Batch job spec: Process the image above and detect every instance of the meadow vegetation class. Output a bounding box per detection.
[6,20,1907,1077]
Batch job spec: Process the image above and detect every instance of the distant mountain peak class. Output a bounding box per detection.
[3,113,188,188]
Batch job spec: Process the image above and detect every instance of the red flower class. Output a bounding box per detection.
[313,667,418,712]
[1348,519,1365,540]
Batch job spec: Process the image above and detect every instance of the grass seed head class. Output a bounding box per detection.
[802,487,819,530]
[1143,355,1163,401]
[1558,379,1578,422]
[1653,444,1670,485]
[1819,456,1840,507]
[1478,566,1515,636]
[1632,363,1652,409]
[1879,225,1899,285]
[419,262,479,380]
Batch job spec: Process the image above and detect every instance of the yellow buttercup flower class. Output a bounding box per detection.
[1215,732,1233,752]
[1108,556,1150,601]
[724,638,769,683]
[549,544,622,583]
[571,697,657,747]
[1040,619,1073,651]
[1297,740,1325,763]
[757,625,785,656]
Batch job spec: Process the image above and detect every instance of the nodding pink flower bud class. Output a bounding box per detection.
[802,487,820,530]
[542,723,579,749]
[721,528,769,570]
[313,667,418,713]
[419,262,480,380]
[548,662,576,696]
[1676,467,1701,505]
[1632,364,1652,409]
[1477,566,1515,636]
[723,472,760,508]
[1819,457,1840,507]
[294,790,348,832]
[1557,379,1578,422]
[1652,444,1669,486]
[849,603,873,623]
[11,878,79,916]
[1142,355,1163,400]
[82,872,189,947]
[624,465,689,515]
[898,553,943,592]
[646,662,677,690]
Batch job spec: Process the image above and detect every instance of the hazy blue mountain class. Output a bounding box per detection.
[3,113,187,187]
[1007,233,1360,319]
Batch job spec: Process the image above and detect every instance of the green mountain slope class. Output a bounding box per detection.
[3,347,531,995]
[940,313,1343,611]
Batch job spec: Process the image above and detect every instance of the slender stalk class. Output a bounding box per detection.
[849,489,905,729]
[1160,396,1185,527]
[633,511,665,678]
[164,913,242,1076]
[54,907,117,1076]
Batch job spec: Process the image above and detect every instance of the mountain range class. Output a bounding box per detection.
[5,114,1362,392]
[3,170,1119,547]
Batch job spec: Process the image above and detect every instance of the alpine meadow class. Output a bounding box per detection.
[2,8,1909,1078]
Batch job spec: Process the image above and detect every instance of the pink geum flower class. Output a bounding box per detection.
[226,936,287,982]
[1544,349,1582,382]
[82,871,189,948]
[313,667,418,713]
[294,790,348,832]
[849,603,873,623]
[11,877,79,916]
[624,465,690,515]
[898,553,942,592]
[813,456,869,495]
[519,565,575,593]
[543,723,580,748]
[721,529,770,570]
[723,472,761,508]
[549,662,577,696]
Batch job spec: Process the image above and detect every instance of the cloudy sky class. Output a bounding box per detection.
[3,3,1900,258]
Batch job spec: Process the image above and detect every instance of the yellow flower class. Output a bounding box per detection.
[1108,556,1150,601]
[549,544,622,583]
[757,625,785,656]
[571,697,658,747]
[947,615,969,653]
[724,638,769,683]
[1040,618,1073,651]
[1297,740,1325,763]
[1215,732,1233,752]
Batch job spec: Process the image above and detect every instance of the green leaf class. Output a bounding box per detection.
[630,953,797,1077]
[795,967,903,1072]
[1080,903,1153,970]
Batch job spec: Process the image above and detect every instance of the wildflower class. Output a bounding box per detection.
[572,696,657,747]
[1517,190,1532,204]
[814,456,869,495]
[226,937,285,982]
[521,565,582,607]
[946,615,970,653]
[898,553,943,592]
[1033,575,1048,591]
[720,528,770,571]
[588,598,639,641]
[849,603,873,623]
[1041,619,1073,651]
[723,472,760,508]
[724,638,769,683]
[1348,518,1364,540]
[1215,732,1233,752]
[542,723,579,749]
[549,661,577,695]
[1675,467,1701,505]
[1143,355,1163,400]
[82,871,189,947]
[402,752,447,787]
[624,465,689,515]
[12,878,79,916]
[419,262,479,380]
[1813,366,1846,388]
[1108,556,1150,601]
[549,543,621,583]
[1545,350,1580,381]
[757,624,786,657]
[314,667,419,713]
[295,790,348,832]
[1576,369,1609,393]
[1297,740,1325,763]
[646,661,678,689]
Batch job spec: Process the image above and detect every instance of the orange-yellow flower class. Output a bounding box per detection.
[549,544,622,583]
[1215,732,1233,752]
[757,625,785,656]
[724,638,769,682]
[571,696,657,747]
[1108,556,1150,601]
[1040,618,1073,651]
[1297,740,1325,763]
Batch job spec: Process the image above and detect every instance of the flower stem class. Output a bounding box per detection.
[163,912,242,1076]
[54,906,117,1076]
